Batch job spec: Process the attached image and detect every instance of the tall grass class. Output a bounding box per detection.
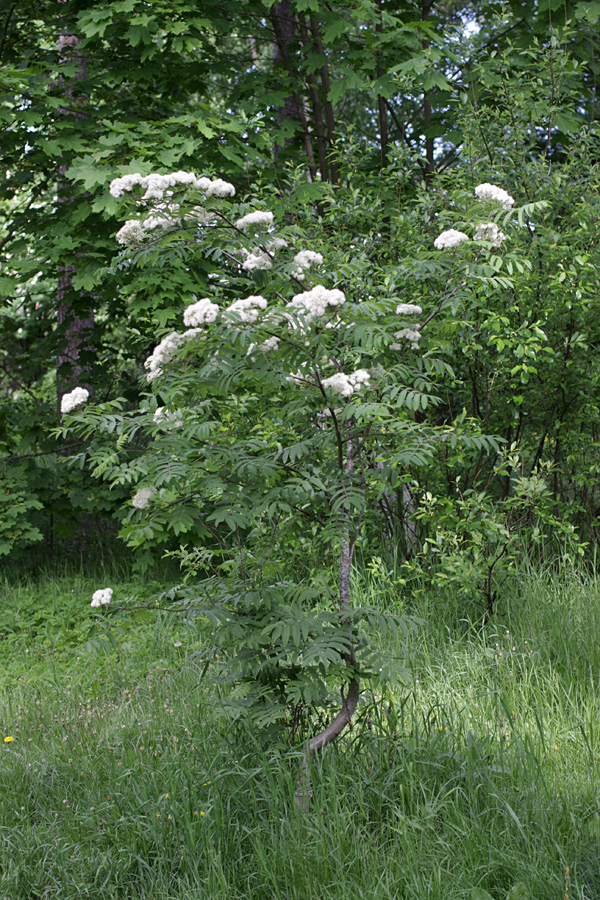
[0,564,599,898]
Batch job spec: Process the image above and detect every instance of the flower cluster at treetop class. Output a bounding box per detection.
[58,171,521,426]
[110,171,235,244]
[110,171,235,201]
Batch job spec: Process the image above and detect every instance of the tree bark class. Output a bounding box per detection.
[422,0,435,181]
[55,28,94,414]
[376,0,389,171]
[295,435,359,810]
[270,1,317,179]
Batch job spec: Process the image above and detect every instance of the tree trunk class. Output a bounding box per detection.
[55,28,94,414]
[295,435,359,810]
[422,0,435,181]
[270,1,317,179]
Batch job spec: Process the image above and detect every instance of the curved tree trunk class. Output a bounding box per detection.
[295,436,359,810]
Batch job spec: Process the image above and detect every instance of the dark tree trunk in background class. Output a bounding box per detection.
[270,1,317,179]
[422,0,435,180]
[55,29,94,414]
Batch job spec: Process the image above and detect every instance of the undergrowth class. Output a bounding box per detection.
[0,561,599,899]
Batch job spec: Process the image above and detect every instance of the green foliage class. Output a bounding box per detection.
[404,451,587,619]
[0,465,43,557]
[1,567,600,897]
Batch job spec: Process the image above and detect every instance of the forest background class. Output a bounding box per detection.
[2,1,600,898]
[2,0,600,579]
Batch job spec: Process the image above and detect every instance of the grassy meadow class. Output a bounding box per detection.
[1,559,599,900]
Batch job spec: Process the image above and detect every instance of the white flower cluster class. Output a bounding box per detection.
[260,336,279,352]
[475,183,514,209]
[474,222,506,247]
[226,295,268,324]
[153,407,183,427]
[235,210,274,231]
[433,229,470,250]
[292,250,323,279]
[144,328,203,382]
[116,219,145,245]
[322,369,371,398]
[240,247,272,272]
[396,303,422,316]
[183,297,219,328]
[115,200,187,244]
[288,285,346,323]
[143,201,180,231]
[390,328,421,350]
[144,332,185,382]
[266,237,287,253]
[61,386,89,414]
[110,171,235,201]
[132,486,157,509]
[91,588,113,608]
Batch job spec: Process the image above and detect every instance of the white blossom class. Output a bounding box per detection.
[475,183,515,209]
[260,336,280,352]
[170,171,196,185]
[205,178,235,198]
[192,176,213,192]
[391,328,421,350]
[182,327,205,341]
[474,222,506,247]
[433,229,470,250]
[348,369,370,388]
[225,295,268,324]
[293,250,323,273]
[116,219,144,245]
[322,373,354,397]
[396,303,422,316]
[153,407,183,427]
[322,368,370,397]
[109,173,144,197]
[241,248,272,272]
[183,298,219,327]
[61,387,89,414]
[91,587,113,608]
[142,173,169,201]
[144,331,185,381]
[265,236,287,253]
[143,214,176,231]
[236,210,274,231]
[109,171,235,203]
[132,487,157,510]
[288,285,346,323]
[143,200,180,230]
